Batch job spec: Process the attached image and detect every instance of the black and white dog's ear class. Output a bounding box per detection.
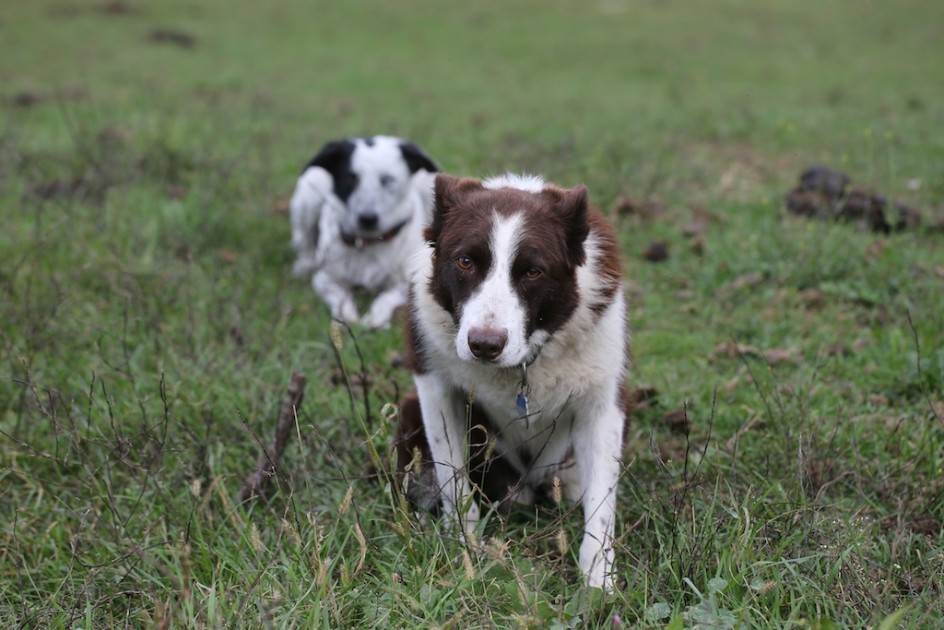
[399,142,440,174]
[303,140,354,175]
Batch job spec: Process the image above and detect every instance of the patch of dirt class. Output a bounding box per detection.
[718,271,765,297]
[880,513,942,537]
[711,341,759,361]
[642,241,669,263]
[148,28,197,49]
[329,369,373,391]
[51,1,139,18]
[612,195,666,222]
[98,0,135,15]
[784,165,923,233]
[804,457,837,497]
[680,203,720,238]
[11,91,42,108]
[6,86,86,109]
[661,408,689,434]
[763,347,799,365]
[29,177,84,200]
[710,342,799,366]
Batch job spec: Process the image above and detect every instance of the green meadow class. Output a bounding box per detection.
[2,0,943,627]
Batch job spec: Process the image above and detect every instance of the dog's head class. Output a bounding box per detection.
[306,136,439,239]
[426,173,591,368]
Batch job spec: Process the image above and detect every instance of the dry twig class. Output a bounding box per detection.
[239,372,306,503]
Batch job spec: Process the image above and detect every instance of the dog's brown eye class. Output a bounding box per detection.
[457,256,473,271]
[524,267,543,280]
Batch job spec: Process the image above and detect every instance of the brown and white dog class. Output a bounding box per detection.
[397,173,629,590]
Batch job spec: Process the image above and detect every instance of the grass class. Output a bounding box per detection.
[2,0,943,627]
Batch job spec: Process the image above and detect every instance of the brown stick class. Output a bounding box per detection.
[239,371,306,504]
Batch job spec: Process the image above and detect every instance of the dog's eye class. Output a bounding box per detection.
[346,173,359,187]
[524,267,543,280]
[456,256,473,271]
[380,174,395,187]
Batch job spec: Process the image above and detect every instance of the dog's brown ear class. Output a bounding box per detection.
[427,174,482,242]
[557,185,590,266]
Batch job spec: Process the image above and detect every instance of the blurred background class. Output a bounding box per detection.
[2,1,943,627]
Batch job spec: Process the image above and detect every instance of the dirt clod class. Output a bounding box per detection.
[661,408,689,434]
[148,28,197,48]
[784,164,923,233]
[643,241,669,262]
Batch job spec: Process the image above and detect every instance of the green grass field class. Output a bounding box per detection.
[2,0,943,627]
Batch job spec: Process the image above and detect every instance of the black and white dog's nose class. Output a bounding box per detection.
[358,212,379,230]
[468,327,508,361]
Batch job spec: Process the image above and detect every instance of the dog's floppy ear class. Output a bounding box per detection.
[303,140,354,176]
[426,174,481,243]
[399,142,440,174]
[556,185,590,266]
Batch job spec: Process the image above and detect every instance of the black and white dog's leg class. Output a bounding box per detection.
[573,397,625,591]
[414,373,480,535]
[312,270,358,324]
[360,283,408,329]
[289,168,330,277]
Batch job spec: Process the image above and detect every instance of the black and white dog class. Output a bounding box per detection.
[397,173,629,590]
[290,136,439,328]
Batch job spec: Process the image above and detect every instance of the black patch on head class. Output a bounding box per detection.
[304,140,357,202]
[516,186,590,337]
[430,239,493,324]
[427,175,490,320]
[400,142,440,174]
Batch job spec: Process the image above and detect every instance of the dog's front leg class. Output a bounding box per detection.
[414,373,480,535]
[312,271,358,323]
[573,399,625,591]
[361,283,408,329]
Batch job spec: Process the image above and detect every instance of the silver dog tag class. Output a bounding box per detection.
[516,362,531,427]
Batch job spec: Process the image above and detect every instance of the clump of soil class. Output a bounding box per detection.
[784,165,922,233]
[148,28,197,49]
[643,240,669,262]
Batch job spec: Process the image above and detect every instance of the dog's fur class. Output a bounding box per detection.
[289,136,439,328]
[397,173,629,590]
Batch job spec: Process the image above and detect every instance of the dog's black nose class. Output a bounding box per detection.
[468,327,508,361]
[358,212,379,230]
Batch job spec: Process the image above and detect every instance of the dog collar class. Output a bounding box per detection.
[515,350,542,427]
[340,219,410,249]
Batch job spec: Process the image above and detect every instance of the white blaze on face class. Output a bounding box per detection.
[456,212,531,366]
[345,137,413,233]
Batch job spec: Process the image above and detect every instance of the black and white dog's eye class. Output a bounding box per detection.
[380,174,395,187]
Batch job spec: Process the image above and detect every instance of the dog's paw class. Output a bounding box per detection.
[579,539,616,593]
[441,496,481,537]
[331,301,359,325]
[359,311,392,330]
[361,291,406,329]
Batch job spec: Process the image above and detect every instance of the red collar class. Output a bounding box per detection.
[340,220,409,249]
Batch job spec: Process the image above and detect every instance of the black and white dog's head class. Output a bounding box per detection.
[425,173,597,368]
[304,135,439,241]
